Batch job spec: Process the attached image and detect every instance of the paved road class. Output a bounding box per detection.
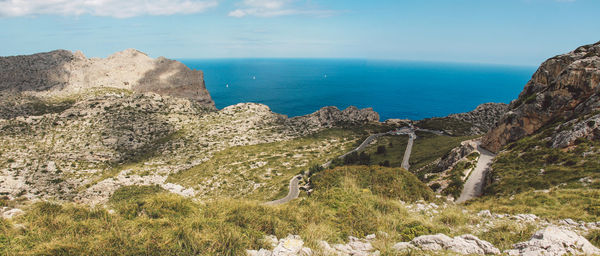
[268,133,389,205]
[322,132,388,168]
[266,126,444,205]
[455,143,495,203]
[401,132,416,170]
[265,175,302,205]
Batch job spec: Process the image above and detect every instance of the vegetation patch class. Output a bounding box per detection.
[310,165,435,202]
[411,132,477,174]
[467,188,600,222]
[485,134,600,196]
[440,160,474,198]
[168,128,361,200]
[416,117,473,136]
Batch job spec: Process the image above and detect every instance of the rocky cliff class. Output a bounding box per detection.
[0,49,215,108]
[289,106,380,131]
[482,41,600,152]
[415,103,507,136]
[449,103,508,134]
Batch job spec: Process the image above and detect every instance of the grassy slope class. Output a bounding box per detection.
[349,131,474,173]
[362,135,409,167]
[167,128,361,200]
[467,126,600,222]
[416,117,473,136]
[1,165,541,255]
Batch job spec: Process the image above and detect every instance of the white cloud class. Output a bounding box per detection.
[228,0,334,18]
[0,0,218,18]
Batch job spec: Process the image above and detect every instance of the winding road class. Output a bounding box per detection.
[455,143,495,203]
[266,127,442,205]
[265,175,302,205]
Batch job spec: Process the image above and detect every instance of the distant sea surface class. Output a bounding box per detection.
[179,59,536,121]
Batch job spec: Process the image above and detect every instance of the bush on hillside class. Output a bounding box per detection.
[310,165,434,202]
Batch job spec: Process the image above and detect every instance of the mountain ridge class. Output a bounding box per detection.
[482,41,600,152]
[0,48,215,108]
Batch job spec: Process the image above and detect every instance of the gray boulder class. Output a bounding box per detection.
[319,235,380,256]
[505,226,600,256]
[393,233,500,255]
[247,234,312,256]
[1,207,24,219]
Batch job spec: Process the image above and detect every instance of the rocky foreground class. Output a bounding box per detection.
[245,202,600,256]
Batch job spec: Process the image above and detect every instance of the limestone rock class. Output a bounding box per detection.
[319,235,380,256]
[289,106,379,130]
[426,139,477,174]
[416,103,508,136]
[247,234,312,256]
[1,207,24,219]
[505,226,600,256]
[551,114,600,148]
[394,233,500,255]
[0,49,215,108]
[483,41,600,152]
[449,103,509,134]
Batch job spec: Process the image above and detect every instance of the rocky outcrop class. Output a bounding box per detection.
[393,233,500,255]
[414,103,507,136]
[551,113,600,148]
[247,234,381,256]
[505,226,600,256]
[319,235,380,256]
[246,235,312,256]
[449,103,508,135]
[1,207,24,219]
[289,106,379,130]
[483,41,600,152]
[425,139,477,174]
[0,49,214,108]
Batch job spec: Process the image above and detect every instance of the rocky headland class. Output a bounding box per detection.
[0,49,215,107]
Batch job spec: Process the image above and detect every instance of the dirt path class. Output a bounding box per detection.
[456,143,495,203]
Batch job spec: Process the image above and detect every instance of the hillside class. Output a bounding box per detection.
[2,47,600,255]
[467,41,600,227]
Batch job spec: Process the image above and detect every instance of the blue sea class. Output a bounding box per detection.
[179,59,536,121]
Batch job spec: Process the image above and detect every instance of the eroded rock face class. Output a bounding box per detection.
[505,226,600,256]
[289,106,379,130]
[424,139,477,174]
[0,49,214,108]
[449,103,509,135]
[482,41,600,152]
[551,113,600,148]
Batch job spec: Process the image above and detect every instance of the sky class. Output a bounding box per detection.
[0,0,598,66]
